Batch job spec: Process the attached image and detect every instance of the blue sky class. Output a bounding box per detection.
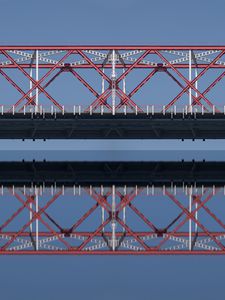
[0,1,225,300]
[1,0,224,45]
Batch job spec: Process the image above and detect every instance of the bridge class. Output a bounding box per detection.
[1,46,225,139]
[1,45,225,256]
[0,160,225,255]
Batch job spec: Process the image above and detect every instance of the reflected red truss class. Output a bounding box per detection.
[1,185,225,255]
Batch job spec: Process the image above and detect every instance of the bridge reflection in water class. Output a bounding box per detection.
[0,161,225,255]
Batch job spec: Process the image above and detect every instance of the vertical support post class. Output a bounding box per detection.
[189,186,192,251]
[122,68,126,113]
[35,187,39,251]
[195,68,198,98]
[194,63,198,111]
[122,68,126,94]
[102,68,105,94]
[191,50,198,100]
[189,50,192,109]
[29,68,33,103]
[123,207,126,233]
[195,201,198,233]
[29,200,33,232]
[111,50,116,115]
[111,185,116,251]
[101,207,105,233]
[29,51,35,110]
[35,50,39,111]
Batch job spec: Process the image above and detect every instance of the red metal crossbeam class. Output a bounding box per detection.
[1,63,225,69]
[1,46,225,50]
[0,46,224,113]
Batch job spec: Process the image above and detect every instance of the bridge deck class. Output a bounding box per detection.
[0,113,225,139]
[1,160,225,186]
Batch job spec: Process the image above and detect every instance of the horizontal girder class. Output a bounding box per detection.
[0,160,225,186]
[1,46,225,50]
[0,64,224,69]
[0,113,224,139]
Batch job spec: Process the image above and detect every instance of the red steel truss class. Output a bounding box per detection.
[0,46,225,113]
[1,185,225,255]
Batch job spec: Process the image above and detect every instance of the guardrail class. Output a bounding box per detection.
[0,104,224,116]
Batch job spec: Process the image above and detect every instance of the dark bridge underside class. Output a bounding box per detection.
[1,113,225,139]
[1,161,225,186]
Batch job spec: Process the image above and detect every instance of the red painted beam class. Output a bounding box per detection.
[0,46,225,50]
[0,231,224,237]
[0,250,224,255]
[0,64,224,69]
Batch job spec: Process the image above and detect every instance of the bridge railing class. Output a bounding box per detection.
[0,104,224,116]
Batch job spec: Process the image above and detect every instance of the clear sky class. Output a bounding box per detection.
[0,1,225,300]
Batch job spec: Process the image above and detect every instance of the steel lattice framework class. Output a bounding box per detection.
[1,184,225,255]
[0,46,225,114]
